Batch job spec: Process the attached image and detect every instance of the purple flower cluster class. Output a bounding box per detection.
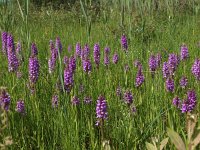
[29,56,40,84]
[131,106,137,114]
[16,100,25,114]
[81,44,90,60]
[181,90,197,113]
[180,44,189,60]
[64,66,74,93]
[7,34,19,72]
[121,34,128,51]
[68,56,76,73]
[72,96,80,105]
[168,53,180,76]
[63,56,68,66]
[191,59,200,80]
[149,53,161,76]
[84,97,92,104]
[104,47,110,55]
[134,60,142,68]
[48,40,57,74]
[162,62,170,79]
[96,96,108,126]
[83,59,92,74]
[93,43,100,68]
[179,76,188,88]
[112,52,119,64]
[31,43,38,56]
[104,55,109,67]
[0,90,10,111]
[149,55,157,73]
[172,96,181,108]
[123,91,133,105]
[165,78,174,92]
[135,66,145,87]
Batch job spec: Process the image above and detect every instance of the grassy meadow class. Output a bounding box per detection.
[1,0,200,149]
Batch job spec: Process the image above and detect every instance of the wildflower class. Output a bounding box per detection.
[72,96,80,105]
[63,56,68,66]
[31,43,38,56]
[191,59,200,80]
[84,97,92,104]
[135,66,145,87]
[29,56,39,84]
[112,52,119,64]
[96,96,108,126]
[7,34,19,72]
[83,59,92,74]
[121,34,128,51]
[16,100,25,114]
[165,78,174,92]
[104,55,109,67]
[0,90,10,111]
[123,91,133,105]
[64,66,73,93]
[134,60,142,68]
[172,96,181,108]
[104,47,110,55]
[168,53,180,76]
[162,62,170,79]
[179,76,188,88]
[181,90,197,113]
[82,44,90,60]
[131,106,137,114]
[48,57,56,74]
[68,56,76,73]
[94,43,101,68]
[149,55,157,76]
[180,44,189,60]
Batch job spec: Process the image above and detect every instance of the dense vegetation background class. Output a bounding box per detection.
[0,0,200,149]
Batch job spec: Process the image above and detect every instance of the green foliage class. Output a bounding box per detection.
[0,0,200,149]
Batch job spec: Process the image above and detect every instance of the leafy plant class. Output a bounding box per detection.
[146,137,168,150]
[167,113,200,150]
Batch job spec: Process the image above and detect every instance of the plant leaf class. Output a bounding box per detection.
[167,128,186,150]
[187,114,197,141]
[146,142,157,150]
[160,138,169,150]
[191,132,200,149]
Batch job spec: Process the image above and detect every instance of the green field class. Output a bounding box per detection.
[0,1,200,149]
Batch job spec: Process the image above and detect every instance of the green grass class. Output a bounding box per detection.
[0,1,200,149]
